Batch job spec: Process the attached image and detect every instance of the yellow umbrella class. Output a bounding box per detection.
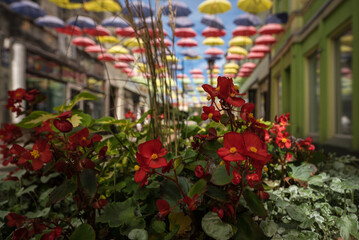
[237,0,272,14]
[223,68,237,74]
[123,38,143,48]
[228,46,248,56]
[229,36,253,46]
[166,55,178,63]
[84,0,121,12]
[48,0,82,9]
[107,45,129,54]
[340,35,353,45]
[197,86,205,92]
[224,63,239,69]
[185,56,202,60]
[135,63,147,72]
[198,0,232,14]
[97,36,120,43]
[193,78,204,84]
[182,78,191,84]
[202,37,225,46]
[207,69,220,74]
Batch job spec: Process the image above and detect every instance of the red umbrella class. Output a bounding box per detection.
[190,69,203,74]
[152,38,172,47]
[226,54,245,61]
[176,73,188,79]
[114,62,130,69]
[84,25,110,36]
[258,23,284,35]
[239,68,253,74]
[132,47,145,53]
[121,68,133,74]
[115,27,136,37]
[206,65,219,69]
[232,26,256,37]
[127,72,138,77]
[250,45,271,53]
[224,73,235,78]
[56,25,82,36]
[202,27,226,37]
[237,72,251,77]
[255,35,277,45]
[85,45,106,53]
[176,38,198,47]
[175,28,197,38]
[147,28,168,37]
[242,62,257,69]
[205,47,224,55]
[118,54,135,62]
[247,52,266,59]
[192,74,204,79]
[207,74,219,79]
[72,37,96,47]
[97,53,116,62]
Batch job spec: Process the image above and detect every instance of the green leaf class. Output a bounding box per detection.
[206,185,228,202]
[260,219,278,237]
[26,207,50,218]
[220,114,230,125]
[164,224,179,240]
[211,165,233,186]
[136,110,152,124]
[289,163,317,181]
[70,223,95,240]
[69,112,93,127]
[66,92,98,111]
[169,212,192,235]
[16,111,54,128]
[80,169,97,197]
[199,139,222,162]
[234,214,265,240]
[340,215,358,240]
[243,189,267,218]
[161,177,191,212]
[188,179,207,198]
[201,212,233,240]
[181,124,201,138]
[151,220,166,234]
[40,173,60,184]
[182,148,197,163]
[94,116,117,124]
[47,179,76,206]
[128,229,148,240]
[189,115,203,124]
[286,205,307,222]
[16,185,37,197]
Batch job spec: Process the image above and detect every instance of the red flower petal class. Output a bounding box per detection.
[156,199,170,216]
[53,119,73,133]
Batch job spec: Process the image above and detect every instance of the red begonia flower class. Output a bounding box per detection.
[99,146,108,160]
[246,173,260,188]
[240,103,255,122]
[275,132,291,149]
[217,132,246,161]
[201,106,221,122]
[93,199,107,209]
[13,228,29,240]
[156,199,170,216]
[216,77,245,107]
[212,207,224,219]
[53,111,73,133]
[24,89,40,102]
[183,194,198,211]
[8,89,26,101]
[137,139,168,169]
[41,226,62,240]
[68,128,98,148]
[6,212,27,228]
[296,137,315,151]
[195,165,204,178]
[202,84,218,102]
[0,124,22,144]
[134,153,151,187]
[243,132,271,161]
[232,171,241,185]
[162,159,173,173]
[31,140,53,170]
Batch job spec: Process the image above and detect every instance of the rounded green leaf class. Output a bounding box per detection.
[243,189,267,218]
[211,165,233,186]
[201,212,233,240]
[70,223,95,240]
[188,179,207,198]
[128,229,148,240]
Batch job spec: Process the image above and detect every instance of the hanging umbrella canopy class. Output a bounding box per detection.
[175,28,197,38]
[97,36,120,43]
[48,0,82,9]
[207,69,221,74]
[265,12,288,24]
[123,38,143,47]
[202,27,226,37]
[162,1,192,17]
[198,0,232,14]
[229,36,253,46]
[35,15,65,28]
[84,25,110,36]
[192,74,205,79]
[233,13,262,26]
[1,0,20,4]
[97,53,116,62]
[72,37,96,47]
[132,47,145,54]
[84,0,121,12]
[247,52,265,59]
[203,37,225,46]
[239,67,253,74]
[107,45,129,54]
[185,56,202,60]
[223,73,235,78]
[177,73,188,79]
[122,1,152,18]
[238,72,250,77]
[207,74,219,79]
[118,54,135,62]
[177,38,198,47]
[10,1,45,19]
[190,69,203,75]
[169,16,194,28]
[250,45,270,53]
[205,55,222,61]
[237,0,273,14]
[201,15,225,29]
[224,63,239,69]
[242,62,256,69]
[101,16,129,28]
[166,55,178,63]
[255,35,277,45]
[223,68,237,74]
[85,45,106,53]
[232,26,256,36]
[205,47,224,55]
[206,64,220,69]
[68,16,96,29]
[228,46,248,55]
[259,23,285,35]
[56,25,83,35]
[115,27,136,37]
[181,49,200,58]
[226,53,245,60]
[152,38,172,47]
[144,28,168,38]
[121,68,133,74]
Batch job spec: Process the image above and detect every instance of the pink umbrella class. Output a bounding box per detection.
[250,45,271,53]
[85,45,106,53]
[206,65,219,69]
[207,74,219,79]
[255,35,277,45]
[121,68,133,74]
[72,37,96,47]
[114,62,130,69]
[190,69,203,74]
[242,62,257,69]
[118,54,135,62]
[238,72,251,77]
[176,73,188,79]
[192,74,204,79]
[132,47,145,53]
[56,25,82,36]
[224,73,235,78]
[152,38,172,47]
[202,27,226,37]
[146,28,168,37]
[205,47,224,55]
[226,54,245,61]
[127,72,138,77]
[239,68,253,74]
[232,26,256,37]
[176,38,198,47]
[175,28,197,38]
[97,53,116,62]
[258,23,285,35]
[115,27,136,37]
[247,52,266,59]
[84,25,110,36]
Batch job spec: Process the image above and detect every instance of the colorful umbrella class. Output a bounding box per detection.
[229,36,253,46]
[121,68,133,74]
[201,15,224,29]
[250,45,270,53]
[35,15,65,28]
[237,0,273,14]
[190,69,203,74]
[233,13,262,26]
[207,69,220,74]
[177,38,198,47]
[122,1,152,18]
[1,0,20,4]
[84,0,121,12]
[181,49,200,58]
[101,16,129,28]
[224,63,239,69]
[185,56,202,60]
[205,47,224,55]
[177,73,188,79]
[132,47,145,54]
[144,28,168,38]
[48,0,82,9]
[202,27,226,37]
[68,16,96,29]
[192,74,205,79]
[203,37,224,46]
[97,36,120,43]
[259,23,285,35]
[242,62,256,69]
[152,38,172,47]
[239,67,253,74]
[228,46,248,55]
[223,68,238,74]
[207,74,219,79]
[84,25,110,36]
[226,53,245,60]
[175,28,197,38]
[72,37,96,47]
[10,1,45,19]
[107,45,129,54]
[166,55,178,63]
[118,54,135,62]
[254,35,277,45]
[223,73,235,78]
[232,26,256,36]
[198,0,231,14]
[206,65,220,69]
[169,16,194,28]
[55,25,82,35]
[265,12,288,24]
[247,52,265,59]
[115,27,136,37]
[123,38,143,48]
[85,45,106,53]
[162,1,192,17]
[238,72,250,77]
[205,55,222,61]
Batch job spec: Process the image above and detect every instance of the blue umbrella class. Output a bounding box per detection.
[0,0,19,4]
[35,15,65,28]
[205,55,222,61]
[122,1,152,18]
[181,49,199,58]
[101,16,129,28]
[68,0,90,3]
[68,16,96,29]
[168,16,194,28]
[265,12,288,24]
[162,1,191,17]
[233,13,262,26]
[10,1,45,19]
[201,15,224,30]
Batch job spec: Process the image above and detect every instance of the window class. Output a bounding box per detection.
[308,51,320,133]
[335,28,352,135]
